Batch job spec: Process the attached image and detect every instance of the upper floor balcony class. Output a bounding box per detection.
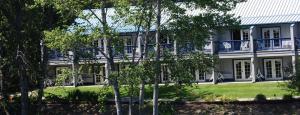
[49,23,300,62]
[48,37,299,62]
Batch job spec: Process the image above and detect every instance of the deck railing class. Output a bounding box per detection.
[48,50,67,60]
[203,42,213,52]
[217,40,250,52]
[255,38,292,50]
[178,42,195,54]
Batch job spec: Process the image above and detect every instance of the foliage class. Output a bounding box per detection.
[55,68,72,86]
[282,94,294,100]
[44,86,113,103]
[44,82,296,102]
[158,101,176,115]
[254,94,267,102]
[285,59,300,94]
[216,95,237,103]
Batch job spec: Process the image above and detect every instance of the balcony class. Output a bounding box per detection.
[48,50,67,60]
[217,40,250,53]
[255,38,292,51]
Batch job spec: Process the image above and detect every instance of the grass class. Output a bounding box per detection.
[44,82,297,102]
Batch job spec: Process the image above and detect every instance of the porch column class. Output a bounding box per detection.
[173,40,177,56]
[104,38,110,84]
[290,24,296,51]
[249,26,256,53]
[250,26,257,83]
[137,33,143,58]
[251,57,257,82]
[209,34,217,84]
[290,24,297,74]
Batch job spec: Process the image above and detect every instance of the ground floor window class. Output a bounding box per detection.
[161,65,171,82]
[264,59,283,80]
[234,60,251,80]
[195,69,205,81]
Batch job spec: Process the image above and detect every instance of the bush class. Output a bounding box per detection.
[217,95,237,103]
[158,101,175,115]
[282,94,294,100]
[254,94,267,101]
[67,89,99,102]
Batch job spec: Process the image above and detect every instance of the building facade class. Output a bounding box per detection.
[47,0,300,85]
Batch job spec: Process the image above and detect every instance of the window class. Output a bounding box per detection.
[232,30,241,40]
[241,29,250,40]
[125,37,133,54]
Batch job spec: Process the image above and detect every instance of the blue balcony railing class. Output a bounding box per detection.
[124,45,137,54]
[161,43,174,52]
[255,38,292,50]
[203,42,213,52]
[48,50,66,60]
[178,42,195,54]
[217,40,250,52]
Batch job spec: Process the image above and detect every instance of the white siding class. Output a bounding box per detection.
[217,30,231,41]
[218,59,234,79]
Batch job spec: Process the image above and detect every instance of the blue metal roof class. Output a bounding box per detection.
[230,0,300,25]
[76,0,300,33]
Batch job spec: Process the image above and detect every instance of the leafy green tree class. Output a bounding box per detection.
[44,1,125,114]
[0,0,78,114]
[150,0,241,114]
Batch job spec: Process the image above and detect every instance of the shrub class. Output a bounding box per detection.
[158,101,175,115]
[217,95,237,103]
[282,94,294,100]
[254,94,267,101]
[67,89,99,102]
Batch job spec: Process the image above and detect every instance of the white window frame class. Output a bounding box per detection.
[262,28,280,39]
[195,69,206,82]
[234,60,252,81]
[240,29,250,40]
[264,59,283,80]
[161,65,171,83]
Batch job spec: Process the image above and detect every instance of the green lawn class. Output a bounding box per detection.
[44,82,297,102]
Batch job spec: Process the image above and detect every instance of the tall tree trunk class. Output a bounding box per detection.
[20,68,29,115]
[128,84,133,115]
[109,58,122,115]
[138,80,145,115]
[139,10,152,115]
[153,0,161,115]
[101,4,122,114]
[37,39,47,112]
[14,1,28,114]
[17,53,28,115]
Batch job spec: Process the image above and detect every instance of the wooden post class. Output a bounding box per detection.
[137,33,143,58]
[173,40,177,56]
[209,34,217,84]
[250,26,257,83]
[290,24,297,74]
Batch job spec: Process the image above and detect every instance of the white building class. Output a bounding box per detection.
[47,0,300,85]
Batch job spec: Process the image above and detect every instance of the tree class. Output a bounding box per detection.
[149,0,241,114]
[0,0,78,114]
[113,1,156,114]
[44,1,125,114]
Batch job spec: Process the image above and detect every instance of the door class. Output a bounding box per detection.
[161,65,170,82]
[125,37,133,54]
[234,60,251,80]
[195,69,205,82]
[95,66,105,84]
[262,28,280,48]
[240,29,250,40]
[264,59,283,80]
